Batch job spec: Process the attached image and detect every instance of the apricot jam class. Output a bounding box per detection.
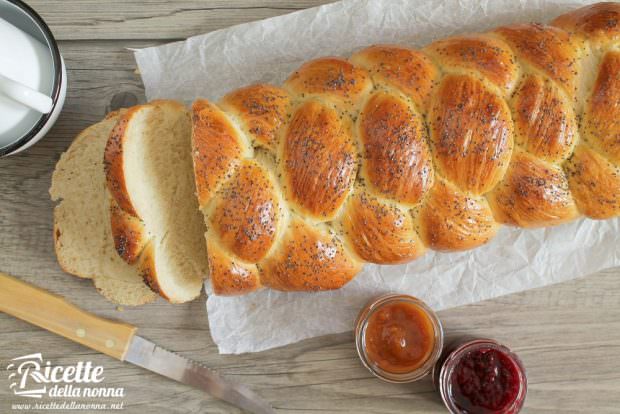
[434,339,527,414]
[355,294,443,382]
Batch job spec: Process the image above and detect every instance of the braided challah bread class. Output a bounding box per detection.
[99,2,619,301]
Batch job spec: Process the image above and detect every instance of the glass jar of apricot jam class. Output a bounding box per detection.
[433,338,527,414]
[355,294,444,383]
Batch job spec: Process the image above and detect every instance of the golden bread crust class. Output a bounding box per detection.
[210,160,280,263]
[418,179,498,251]
[220,84,291,152]
[511,74,578,162]
[285,57,373,110]
[488,151,579,227]
[565,145,620,219]
[583,50,620,165]
[340,190,426,264]
[282,100,357,220]
[259,218,362,291]
[551,2,620,47]
[109,198,147,264]
[207,236,261,296]
[351,45,439,112]
[426,34,518,93]
[104,106,143,217]
[359,92,434,205]
[430,74,513,195]
[495,23,583,96]
[192,99,247,209]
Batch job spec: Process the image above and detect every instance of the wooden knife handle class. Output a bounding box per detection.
[0,272,137,360]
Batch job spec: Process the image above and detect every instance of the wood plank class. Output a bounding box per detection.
[1,270,619,413]
[29,1,334,41]
[60,40,162,71]
[1,1,620,413]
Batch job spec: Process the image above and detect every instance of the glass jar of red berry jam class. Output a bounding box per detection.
[433,338,527,414]
[355,294,444,383]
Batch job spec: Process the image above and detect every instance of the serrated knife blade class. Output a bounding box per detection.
[124,336,275,414]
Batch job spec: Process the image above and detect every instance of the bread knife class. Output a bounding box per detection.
[0,272,275,414]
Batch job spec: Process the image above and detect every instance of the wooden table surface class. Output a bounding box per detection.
[1,1,619,413]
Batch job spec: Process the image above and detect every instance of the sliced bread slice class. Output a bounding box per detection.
[50,112,157,306]
[104,100,208,303]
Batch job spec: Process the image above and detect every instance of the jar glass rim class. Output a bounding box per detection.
[355,293,444,383]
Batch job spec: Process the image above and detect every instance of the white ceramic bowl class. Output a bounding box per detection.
[0,0,67,157]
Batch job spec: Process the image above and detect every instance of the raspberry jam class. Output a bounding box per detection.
[355,294,444,383]
[434,339,527,414]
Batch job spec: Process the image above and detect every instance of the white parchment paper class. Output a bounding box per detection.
[134,0,620,354]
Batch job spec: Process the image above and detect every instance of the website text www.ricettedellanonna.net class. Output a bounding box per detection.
[11,401,124,410]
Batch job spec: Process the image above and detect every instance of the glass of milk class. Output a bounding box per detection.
[0,0,67,157]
